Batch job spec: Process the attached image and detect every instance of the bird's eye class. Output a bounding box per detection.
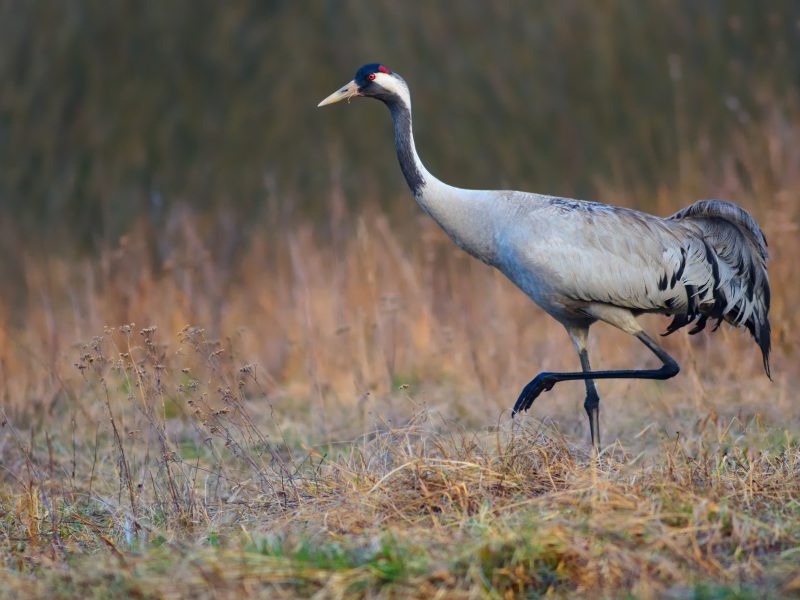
[367,72,376,81]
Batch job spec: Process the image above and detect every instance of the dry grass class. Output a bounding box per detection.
[1,124,800,598]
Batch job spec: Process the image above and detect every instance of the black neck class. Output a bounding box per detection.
[385,97,425,196]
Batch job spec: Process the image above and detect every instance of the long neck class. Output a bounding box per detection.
[383,95,499,265]
[387,98,429,197]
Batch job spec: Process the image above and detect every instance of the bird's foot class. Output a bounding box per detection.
[511,373,557,417]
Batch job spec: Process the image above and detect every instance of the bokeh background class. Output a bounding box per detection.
[3,0,799,246]
[2,0,799,425]
[1,0,798,421]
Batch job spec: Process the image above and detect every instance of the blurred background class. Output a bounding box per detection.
[3,1,799,244]
[0,0,798,434]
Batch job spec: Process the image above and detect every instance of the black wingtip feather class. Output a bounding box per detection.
[662,313,693,336]
[759,319,772,380]
[688,315,708,335]
[745,315,772,380]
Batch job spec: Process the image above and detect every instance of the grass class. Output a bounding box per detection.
[1,382,798,598]
[2,212,798,599]
[2,64,800,600]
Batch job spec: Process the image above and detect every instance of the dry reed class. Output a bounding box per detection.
[1,111,799,600]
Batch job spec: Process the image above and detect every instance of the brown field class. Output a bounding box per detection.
[1,117,800,597]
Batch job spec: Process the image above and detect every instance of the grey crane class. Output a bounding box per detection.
[318,63,771,451]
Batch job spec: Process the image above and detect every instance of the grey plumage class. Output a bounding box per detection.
[319,64,772,450]
[668,200,771,375]
[459,193,770,374]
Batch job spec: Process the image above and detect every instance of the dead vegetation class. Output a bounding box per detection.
[1,112,800,600]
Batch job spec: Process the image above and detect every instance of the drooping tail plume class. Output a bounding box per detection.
[669,199,771,377]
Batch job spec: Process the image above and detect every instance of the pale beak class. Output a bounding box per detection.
[317,80,360,107]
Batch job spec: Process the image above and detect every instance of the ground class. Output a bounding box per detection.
[0,202,798,599]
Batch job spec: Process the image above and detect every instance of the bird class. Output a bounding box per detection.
[318,63,771,452]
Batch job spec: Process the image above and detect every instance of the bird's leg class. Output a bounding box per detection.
[579,349,601,452]
[511,331,679,422]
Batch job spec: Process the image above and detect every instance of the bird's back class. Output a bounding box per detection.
[491,194,770,373]
[493,193,690,313]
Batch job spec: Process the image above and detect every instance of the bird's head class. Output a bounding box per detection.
[317,63,408,108]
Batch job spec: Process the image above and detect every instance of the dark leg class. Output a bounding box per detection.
[579,349,601,451]
[511,331,679,419]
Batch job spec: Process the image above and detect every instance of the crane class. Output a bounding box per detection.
[318,63,771,451]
